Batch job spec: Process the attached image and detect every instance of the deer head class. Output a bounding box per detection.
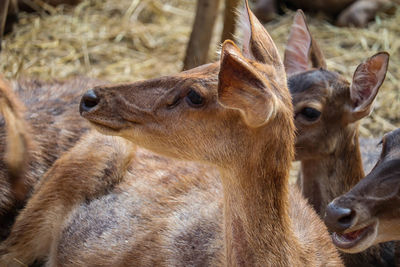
[324,128,400,254]
[284,10,389,160]
[80,2,292,170]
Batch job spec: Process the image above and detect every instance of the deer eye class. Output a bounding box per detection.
[299,107,321,121]
[186,89,204,108]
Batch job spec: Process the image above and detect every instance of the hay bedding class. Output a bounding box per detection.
[0,0,399,137]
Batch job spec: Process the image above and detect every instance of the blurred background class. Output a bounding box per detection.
[0,0,399,138]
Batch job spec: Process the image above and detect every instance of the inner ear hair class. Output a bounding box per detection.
[348,52,389,122]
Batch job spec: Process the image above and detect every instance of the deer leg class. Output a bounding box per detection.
[183,0,220,70]
[0,133,135,267]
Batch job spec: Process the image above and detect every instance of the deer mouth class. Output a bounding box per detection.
[331,220,378,253]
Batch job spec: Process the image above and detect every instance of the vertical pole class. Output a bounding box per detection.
[0,0,10,51]
[220,0,240,44]
[183,0,220,71]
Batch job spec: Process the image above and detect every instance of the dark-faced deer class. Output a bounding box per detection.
[0,2,343,266]
[284,10,394,266]
[325,127,400,254]
[0,76,101,241]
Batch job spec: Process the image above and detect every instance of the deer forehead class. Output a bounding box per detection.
[288,69,345,97]
[382,129,400,160]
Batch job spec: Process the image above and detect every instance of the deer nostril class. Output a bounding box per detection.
[325,202,356,232]
[338,211,355,225]
[80,89,99,114]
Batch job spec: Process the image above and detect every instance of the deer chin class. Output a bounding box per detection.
[331,219,378,254]
[87,117,137,136]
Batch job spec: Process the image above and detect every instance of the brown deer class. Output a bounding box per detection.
[0,2,343,266]
[284,10,395,266]
[325,127,400,254]
[0,76,101,241]
[78,2,342,265]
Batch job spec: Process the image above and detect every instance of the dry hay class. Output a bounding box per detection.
[0,0,399,137]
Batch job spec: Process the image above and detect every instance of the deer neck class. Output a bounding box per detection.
[219,138,301,266]
[299,125,364,216]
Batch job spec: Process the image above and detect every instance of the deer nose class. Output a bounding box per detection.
[80,89,99,114]
[324,202,356,232]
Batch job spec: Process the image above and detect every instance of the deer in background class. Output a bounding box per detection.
[284,10,395,266]
[325,127,400,255]
[0,76,102,241]
[0,2,343,266]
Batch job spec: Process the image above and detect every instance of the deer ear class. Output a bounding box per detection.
[310,35,326,69]
[284,10,326,76]
[348,52,389,122]
[241,0,282,68]
[218,40,277,128]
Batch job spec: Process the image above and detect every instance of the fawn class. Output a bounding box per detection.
[0,77,101,240]
[325,128,400,254]
[284,10,394,266]
[0,2,343,266]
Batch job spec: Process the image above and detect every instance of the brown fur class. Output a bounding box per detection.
[0,3,342,266]
[0,76,103,241]
[284,11,395,266]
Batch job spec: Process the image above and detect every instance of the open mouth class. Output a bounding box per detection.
[331,220,377,252]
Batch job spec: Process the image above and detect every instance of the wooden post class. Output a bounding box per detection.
[0,0,10,51]
[220,0,240,44]
[183,0,220,71]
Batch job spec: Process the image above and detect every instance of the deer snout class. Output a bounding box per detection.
[80,89,100,114]
[325,202,356,232]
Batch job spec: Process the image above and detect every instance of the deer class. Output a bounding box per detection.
[324,127,400,255]
[284,10,396,266]
[0,76,102,241]
[0,2,344,266]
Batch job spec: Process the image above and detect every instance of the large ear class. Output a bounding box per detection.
[218,40,277,128]
[241,0,282,69]
[347,52,389,122]
[284,10,326,76]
